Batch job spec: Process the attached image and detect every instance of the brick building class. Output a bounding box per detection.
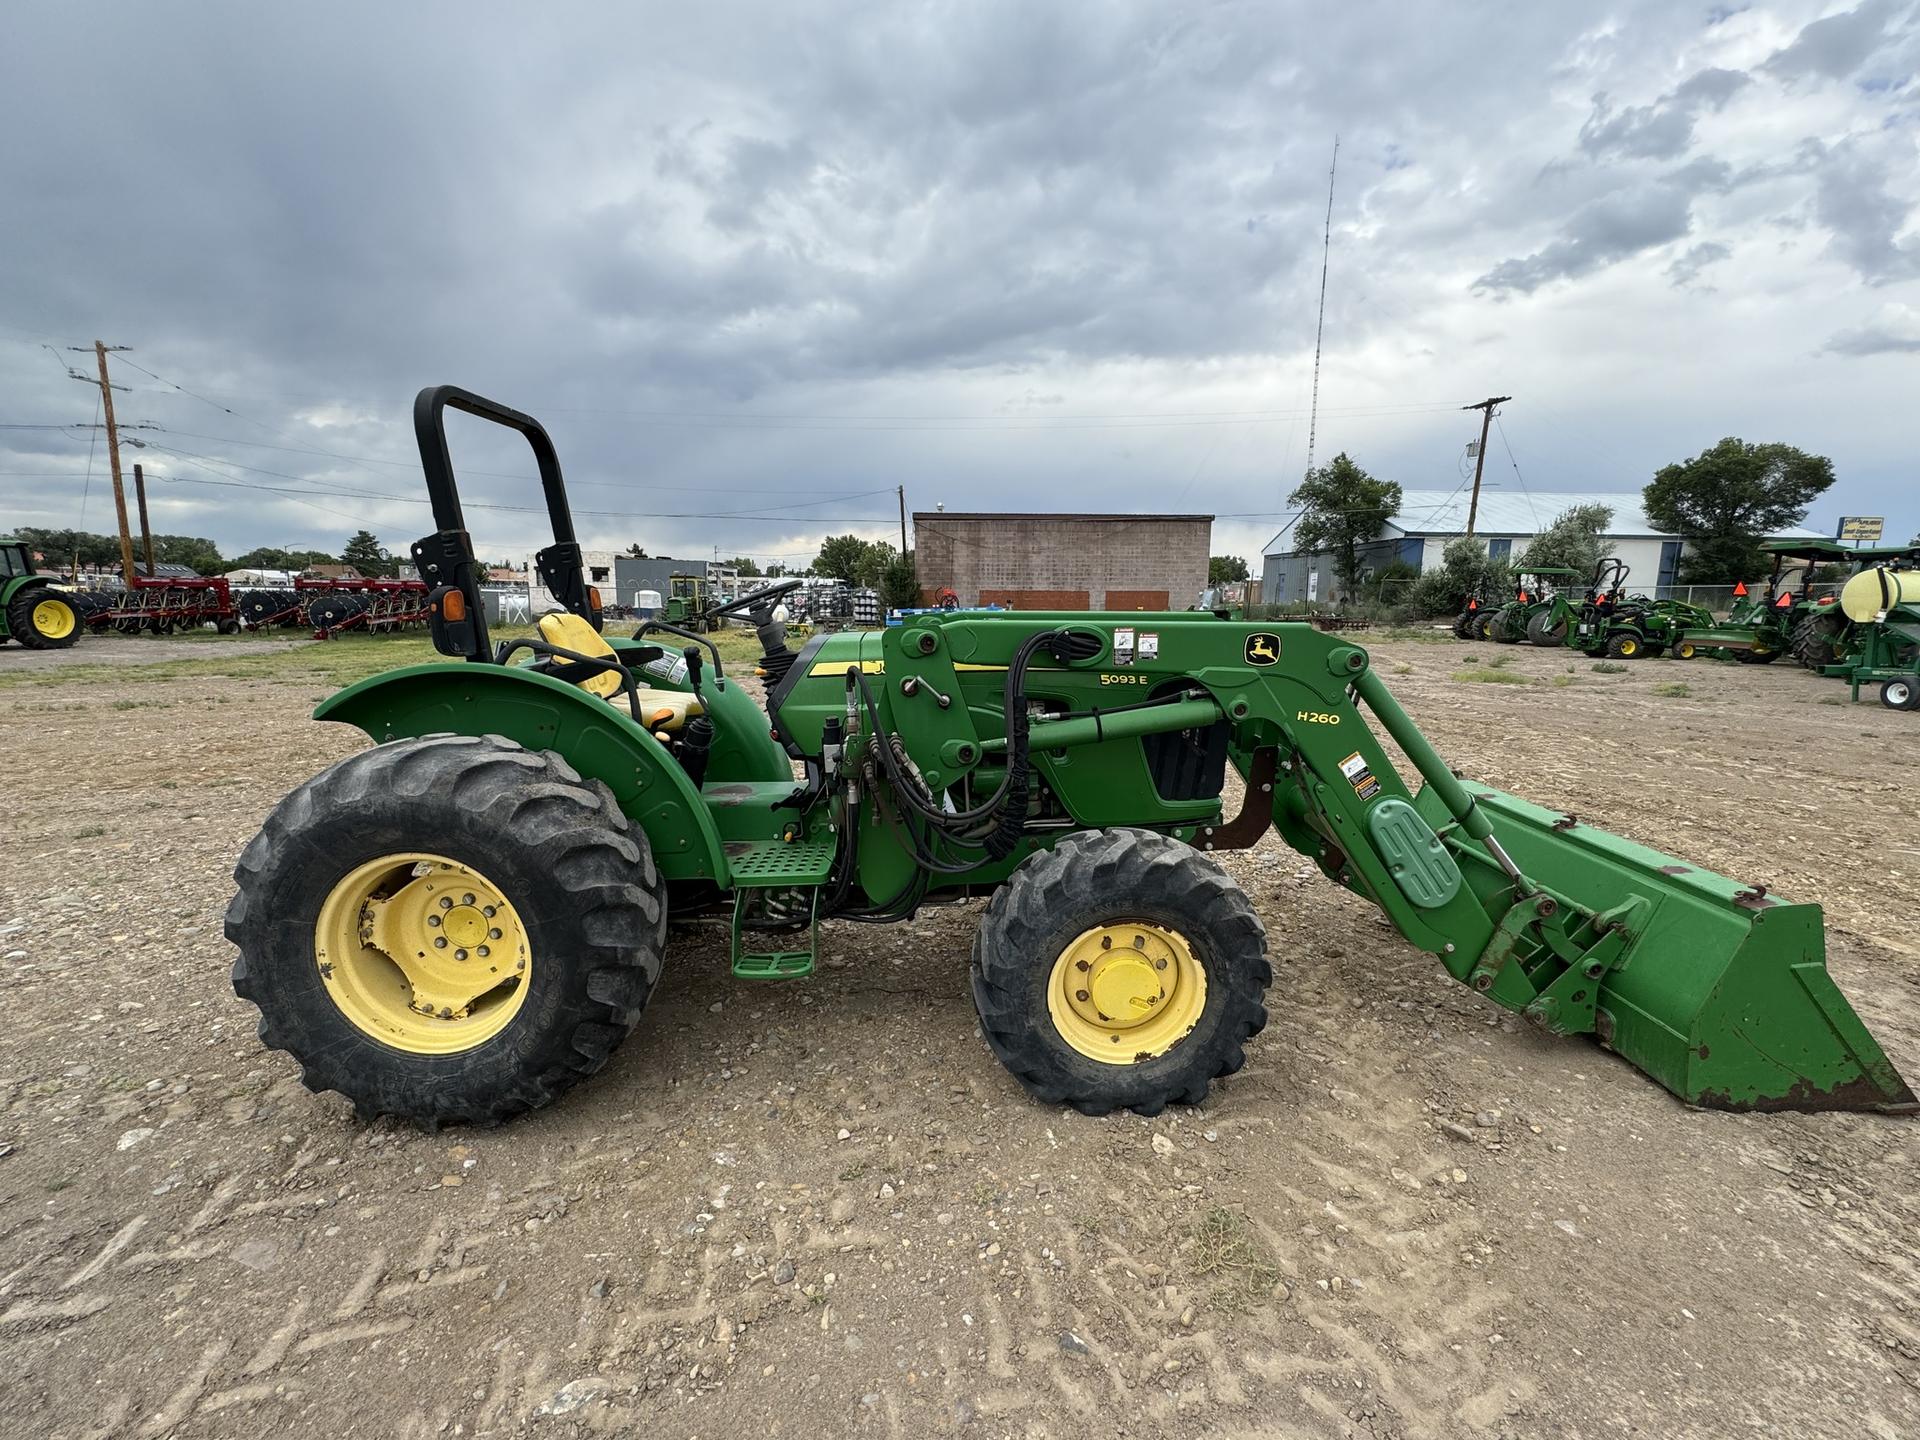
[913,512,1211,611]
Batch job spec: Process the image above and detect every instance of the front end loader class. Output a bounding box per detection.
[223,387,1915,1127]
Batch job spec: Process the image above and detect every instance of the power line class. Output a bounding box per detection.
[1302,135,1339,480]
[108,353,278,431]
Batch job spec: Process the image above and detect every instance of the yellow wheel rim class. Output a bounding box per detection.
[1675,643,1694,659]
[1046,922,1207,1064]
[30,598,75,640]
[1619,637,1639,656]
[315,853,531,1054]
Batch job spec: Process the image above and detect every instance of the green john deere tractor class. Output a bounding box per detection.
[1565,560,1712,660]
[1484,568,1581,644]
[0,536,83,649]
[223,386,1915,1127]
[1669,540,1880,666]
[661,573,714,632]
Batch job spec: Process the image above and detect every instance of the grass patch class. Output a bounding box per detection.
[1590,661,1629,675]
[72,824,107,839]
[1818,694,1848,706]
[1651,681,1691,698]
[1452,667,1533,686]
[1186,1207,1282,1313]
[109,698,169,710]
[1549,673,1577,688]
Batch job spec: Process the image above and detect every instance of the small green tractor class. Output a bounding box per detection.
[223,387,1915,1127]
[1668,540,1881,666]
[1483,568,1581,644]
[1563,560,1711,660]
[0,537,83,649]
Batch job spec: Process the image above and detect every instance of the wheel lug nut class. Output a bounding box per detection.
[488,928,502,940]
[477,945,490,958]
[454,948,468,961]
[1100,936,1112,950]
[439,897,453,910]
[433,937,448,949]
[483,906,496,918]
[1075,989,1090,1002]
[427,915,441,927]
[461,893,475,905]
[1155,958,1168,970]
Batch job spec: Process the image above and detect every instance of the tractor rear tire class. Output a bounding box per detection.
[970,828,1270,1117]
[6,587,82,649]
[1451,611,1473,640]
[1733,647,1779,664]
[226,734,666,1127]
[1525,612,1568,646]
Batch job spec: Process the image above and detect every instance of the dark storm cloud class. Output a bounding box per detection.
[1474,180,1698,294]
[0,1,1916,564]
[1577,67,1751,162]
[1809,135,1920,283]
[1763,0,1910,81]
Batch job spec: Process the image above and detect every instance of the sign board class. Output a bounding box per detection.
[1307,571,1320,602]
[1837,516,1884,542]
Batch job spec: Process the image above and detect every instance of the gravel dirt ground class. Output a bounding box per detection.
[1,630,1915,1440]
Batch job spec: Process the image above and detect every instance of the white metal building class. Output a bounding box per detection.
[1259,490,1824,604]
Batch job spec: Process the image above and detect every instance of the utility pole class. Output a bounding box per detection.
[1461,396,1510,537]
[897,485,908,555]
[73,341,138,584]
[132,462,157,576]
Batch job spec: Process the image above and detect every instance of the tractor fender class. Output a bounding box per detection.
[314,663,730,882]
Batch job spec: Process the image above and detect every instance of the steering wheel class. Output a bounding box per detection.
[705,578,804,622]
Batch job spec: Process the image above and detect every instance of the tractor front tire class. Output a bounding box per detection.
[226,734,666,1127]
[6,587,82,649]
[970,828,1270,1117]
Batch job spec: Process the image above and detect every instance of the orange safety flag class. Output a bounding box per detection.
[1733,581,1748,597]
[1467,598,1478,610]
[1519,591,1530,604]
[1775,592,1792,608]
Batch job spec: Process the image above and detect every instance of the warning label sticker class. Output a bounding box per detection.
[1338,750,1382,802]
[1139,632,1159,661]
[1114,627,1136,665]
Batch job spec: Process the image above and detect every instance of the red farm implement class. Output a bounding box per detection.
[91,576,239,634]
[296,577,431,639]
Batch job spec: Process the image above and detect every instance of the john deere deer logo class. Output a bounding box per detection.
[1244,632,1281,666]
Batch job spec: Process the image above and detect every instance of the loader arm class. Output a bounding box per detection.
[790,613,1912,1115]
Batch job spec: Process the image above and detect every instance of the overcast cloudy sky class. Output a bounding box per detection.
[2,1,1915,572]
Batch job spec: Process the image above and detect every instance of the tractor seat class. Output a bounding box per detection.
[535,611,704,733]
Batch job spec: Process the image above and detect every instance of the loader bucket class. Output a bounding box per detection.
[1441,782,1916,1114]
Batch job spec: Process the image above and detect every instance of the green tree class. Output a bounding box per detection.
[228,546,337,572]
[341,529,392,577]
[814,533,880,583]
[151,534,225,575]
[1407,536,1509,617]
[1208,555,1250,585]
[1289,453,1402,599]
[724,555,762,577]
[876,549,919,611]
[1517,503,1614,580]
[1643,438,1835,584]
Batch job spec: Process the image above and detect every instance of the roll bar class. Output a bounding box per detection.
[408,385,602,662]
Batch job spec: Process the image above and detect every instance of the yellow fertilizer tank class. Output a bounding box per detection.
[1841,567,1920,623]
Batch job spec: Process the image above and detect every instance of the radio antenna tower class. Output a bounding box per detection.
[1302,136,1339,480]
